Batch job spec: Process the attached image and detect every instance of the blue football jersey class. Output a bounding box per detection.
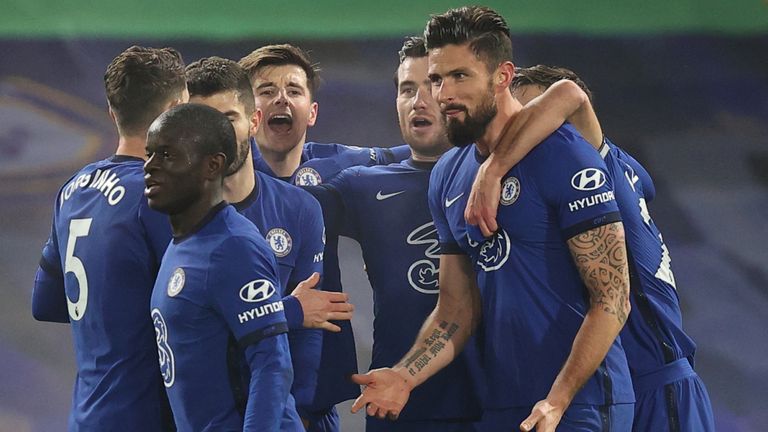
[599,139,696,374]
[606,140,656,203]
[429,125,634,409]
[233,171,325,413]
[150,203,301,431]
[32,155,173,431]
[251,139,410,409]
[320,158,482,421]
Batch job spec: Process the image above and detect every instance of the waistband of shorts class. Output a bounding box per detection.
[632,358,695,394]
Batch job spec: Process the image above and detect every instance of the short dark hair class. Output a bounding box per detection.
[186,57,255,115]
[238,44,320,99]
[394,36,428,88]
[424,6,512,72]
[104,46,186,136]
[511,65,594,102]
[152,103,236,176]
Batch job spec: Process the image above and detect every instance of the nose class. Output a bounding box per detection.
[144,153,158,174]
[413,86,431,111]
[432,80,454,106]
[273,89,289,106]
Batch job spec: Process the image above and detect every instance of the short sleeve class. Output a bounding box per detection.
[207,236,288,347]
[428,164,462,254]
[535,129,621,240]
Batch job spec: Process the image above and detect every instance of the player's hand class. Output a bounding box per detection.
[290,272,354,332]
[350,368,412,421]
[464,160,502,237]
[520,399,565,432]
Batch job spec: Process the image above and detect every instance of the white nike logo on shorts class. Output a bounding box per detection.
[445,193,465,208]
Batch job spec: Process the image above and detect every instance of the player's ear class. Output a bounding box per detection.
[206,152,227,180]
[307,101,318,127]
[250,108,263,135]
[495,62,515,92]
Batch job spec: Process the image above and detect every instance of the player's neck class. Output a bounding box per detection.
[170,190,224,238]
[223,151,256,204]
[475,92,521,157]
[259,139,304,177]
[410,151,442,163]
[115,134,148,159]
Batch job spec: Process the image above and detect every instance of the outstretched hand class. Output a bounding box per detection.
[290,272,354,332]
[350,368,412,420]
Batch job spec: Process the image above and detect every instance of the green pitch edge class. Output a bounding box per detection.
[2,0,767,38]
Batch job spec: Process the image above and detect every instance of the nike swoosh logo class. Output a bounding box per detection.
[445,193,465,208]
[376,190,406,200]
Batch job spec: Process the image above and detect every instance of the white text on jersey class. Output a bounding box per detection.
[568,191,615,212]
[238,300,284,324]
[60,169,127,207]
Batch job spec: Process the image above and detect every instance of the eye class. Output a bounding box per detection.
[288,89,303,97]
[453,72,467,80]
[429,75,442,85]
[400,87,416,96]
[259,89,275,97]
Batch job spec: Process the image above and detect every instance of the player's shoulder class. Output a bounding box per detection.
[218,207,271,249]
[432,146,470,178]
[304,141,370,157]
[524,123,598,168]
[540,123,589,152]
[257,171,320,212]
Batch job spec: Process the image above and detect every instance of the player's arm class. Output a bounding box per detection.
[32,225,69,323]
[291,185,355,332]
[242,333,294,431]
[466,79,602,236]
[211,237,294,431]
[521,221,630,431]
[283,196,330,417]
[351,252,481,420]
[376,144,411,165]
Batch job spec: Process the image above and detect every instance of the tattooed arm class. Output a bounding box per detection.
[351,253,481,420]
[521,222,631,432]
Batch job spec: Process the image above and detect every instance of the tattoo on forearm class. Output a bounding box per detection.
[569,222,630,324]
[404,320,460,376]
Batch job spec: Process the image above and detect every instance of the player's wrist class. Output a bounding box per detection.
[482,155,507,180]
[391,366,417,391]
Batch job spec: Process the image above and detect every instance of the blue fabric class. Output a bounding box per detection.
[32,155,174,431]
[428,125,633,408]
[474,403,634,432]
[316,158,482,422]
[151,204,299,431]
[632,360,714,432]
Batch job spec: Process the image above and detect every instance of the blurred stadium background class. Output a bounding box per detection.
[1,1,766,430]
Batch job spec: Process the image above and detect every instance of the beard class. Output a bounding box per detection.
[444,86,497,148]
[225,138,250,176]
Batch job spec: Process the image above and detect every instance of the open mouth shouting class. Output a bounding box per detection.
[267,113,293,134]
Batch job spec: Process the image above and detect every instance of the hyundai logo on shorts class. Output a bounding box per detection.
[239,279,276,303]
[571,168,607,191]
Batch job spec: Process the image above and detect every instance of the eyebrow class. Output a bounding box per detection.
[223,110,240,118]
